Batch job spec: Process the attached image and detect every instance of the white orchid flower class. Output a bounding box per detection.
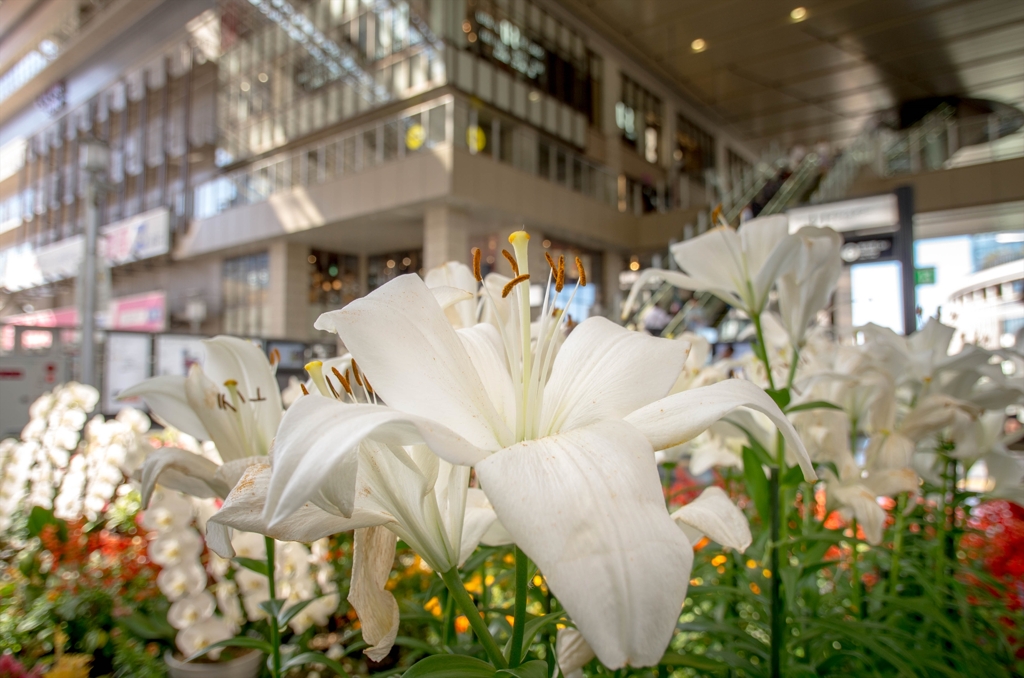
[168,591,217,629]
[119,336,283,506]
[777,227,843,347]
[623,214,801,319]
[252,231,813,669]
[176,617,235,660]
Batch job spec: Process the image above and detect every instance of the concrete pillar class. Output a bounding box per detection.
[602,57,621,176]
[603,248,624,320]
[267,240,310,339]
[423,203,470,270]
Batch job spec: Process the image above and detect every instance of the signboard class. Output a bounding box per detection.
[0,207,170,291]
[840,235,896,263]
[104,333,152,412]
[0,292,166,350]
[914,267,936,285]
[154,335,206,377]
[109,291,166,332]
[787,194,899,234]
[0,354,69,439]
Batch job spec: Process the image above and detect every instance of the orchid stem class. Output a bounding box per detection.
[889,493,907,597]
[509,546,530,666]
[264,537,281,678]
[440,568,508,668]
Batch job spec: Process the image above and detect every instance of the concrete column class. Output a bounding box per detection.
[423,203,470,270]
[603,248,624,320]
[267,240,310,339]
[602,57,621,175]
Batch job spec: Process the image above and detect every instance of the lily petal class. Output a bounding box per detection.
[315,274,512,450]
[139,447,227,507]
[183,366,250,462]
[625,379,816,481]
[460,488,500,566]
[201,336,283,452]
[671,486,752,552]
[206,464,389,558]
[425,261,478,328]
[349,526,400,662]
[475,420,693,668]
[541,317,690,436]
[556,627,596,678]
[118,376,210,440]
[670,227,746,306]
[458,324,516,431]
[266,394,486,526]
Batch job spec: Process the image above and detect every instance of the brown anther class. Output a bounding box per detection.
[300,383,310,396]
[332,366,353,395]
[556,255,565,292]
[325,376,341,399]
[269,347,281,366]
[364,378,374,395]
[575,256,587,287]
[501,273,531,298]
[501,249,519,276]
[351,360,363,387]
[544,251,557,275]
[472,247,483,282]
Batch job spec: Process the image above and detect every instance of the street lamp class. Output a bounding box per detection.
[78,135,109,388]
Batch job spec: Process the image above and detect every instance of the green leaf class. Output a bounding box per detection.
[785,400,842,413]
[496,660,548,678]
[742,447,770,521]
[277,596,321,627]
[659,651,730,671]
[117,612,176,641]
[502,611,565,657]
[401,655,497,678]
[780,463,804,488]
[765,387,791,410]
[185,636,272,663]
[280,651,352,676]
[27,506,66,540]
[234,556,269,576]
[257,598,285,619]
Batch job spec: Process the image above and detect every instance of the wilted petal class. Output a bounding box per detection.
[139,448,227,507]
[266,395,486,526]
[556,627,596,678]
[207,464,389,558]
[314,274,512,450]
[541,317,690,436]
[214,456,264,491]
[118,376,209,440]
[671,486,752,552]
[625,379,815,481]
[476,420,693,668]
[349,526,399,662]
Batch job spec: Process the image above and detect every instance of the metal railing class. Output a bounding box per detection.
[194,94,619,221]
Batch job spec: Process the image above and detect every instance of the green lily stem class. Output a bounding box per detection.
[786,344,800,389]
[935,455,950,590]
[750,312,777,391]
[849,520,862,619]
[889,493,908,597]
[264,537,281,678]
[508,546,530,666]
[439,568,508,668]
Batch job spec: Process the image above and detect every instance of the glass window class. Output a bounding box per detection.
[617,74,660,162]
[675,113,715,184]
[223,251,271,336]
[368,250,421,290]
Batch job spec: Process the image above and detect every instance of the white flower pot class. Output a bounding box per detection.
[164,650,263,678]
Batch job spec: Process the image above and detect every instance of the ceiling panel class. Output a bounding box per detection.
[556,0,1024,149]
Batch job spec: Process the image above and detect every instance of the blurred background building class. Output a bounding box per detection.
[0,0,1021,412]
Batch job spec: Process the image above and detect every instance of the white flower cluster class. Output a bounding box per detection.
[0,383,156,530]
[144,488,235,660]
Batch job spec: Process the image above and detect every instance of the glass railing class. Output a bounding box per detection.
[194,94,618,220]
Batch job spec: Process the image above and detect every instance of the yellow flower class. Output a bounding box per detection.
[45,655,91,678]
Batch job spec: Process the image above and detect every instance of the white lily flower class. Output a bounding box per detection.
[119,336,283,506]
[624,214,801,319]
[777,227,843,347]
[671,486,752,552]
[254,231,813,669]
[823,448,918,545]
[556,627,596,678]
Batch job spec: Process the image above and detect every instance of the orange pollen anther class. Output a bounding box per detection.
[300,383,309,396]
[575,256,587,286]
[269,348,281,366]
[502,273,530,298]
[351,360,363,387]
[556,255,565,292]
[332,367,353,395]
[501,249,519,276]
[544,251,557,275]
[472,248,483,282]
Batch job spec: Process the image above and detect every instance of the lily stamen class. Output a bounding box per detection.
[501,274,530,298]
[556,256,565,293]
[575,257,587,287]
[472,248,483,282]
[352,361,363,387]
[501,249,520,276]
[299,383,309,396]
[332,367,353,396]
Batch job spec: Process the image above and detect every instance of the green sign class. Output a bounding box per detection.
[914,267,936,285]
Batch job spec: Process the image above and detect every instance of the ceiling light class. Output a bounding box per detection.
[790,7,808,21]
[240,81,250,91]
[528,90,541,102]
[691,38,707,53]
[258,72,269,82]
